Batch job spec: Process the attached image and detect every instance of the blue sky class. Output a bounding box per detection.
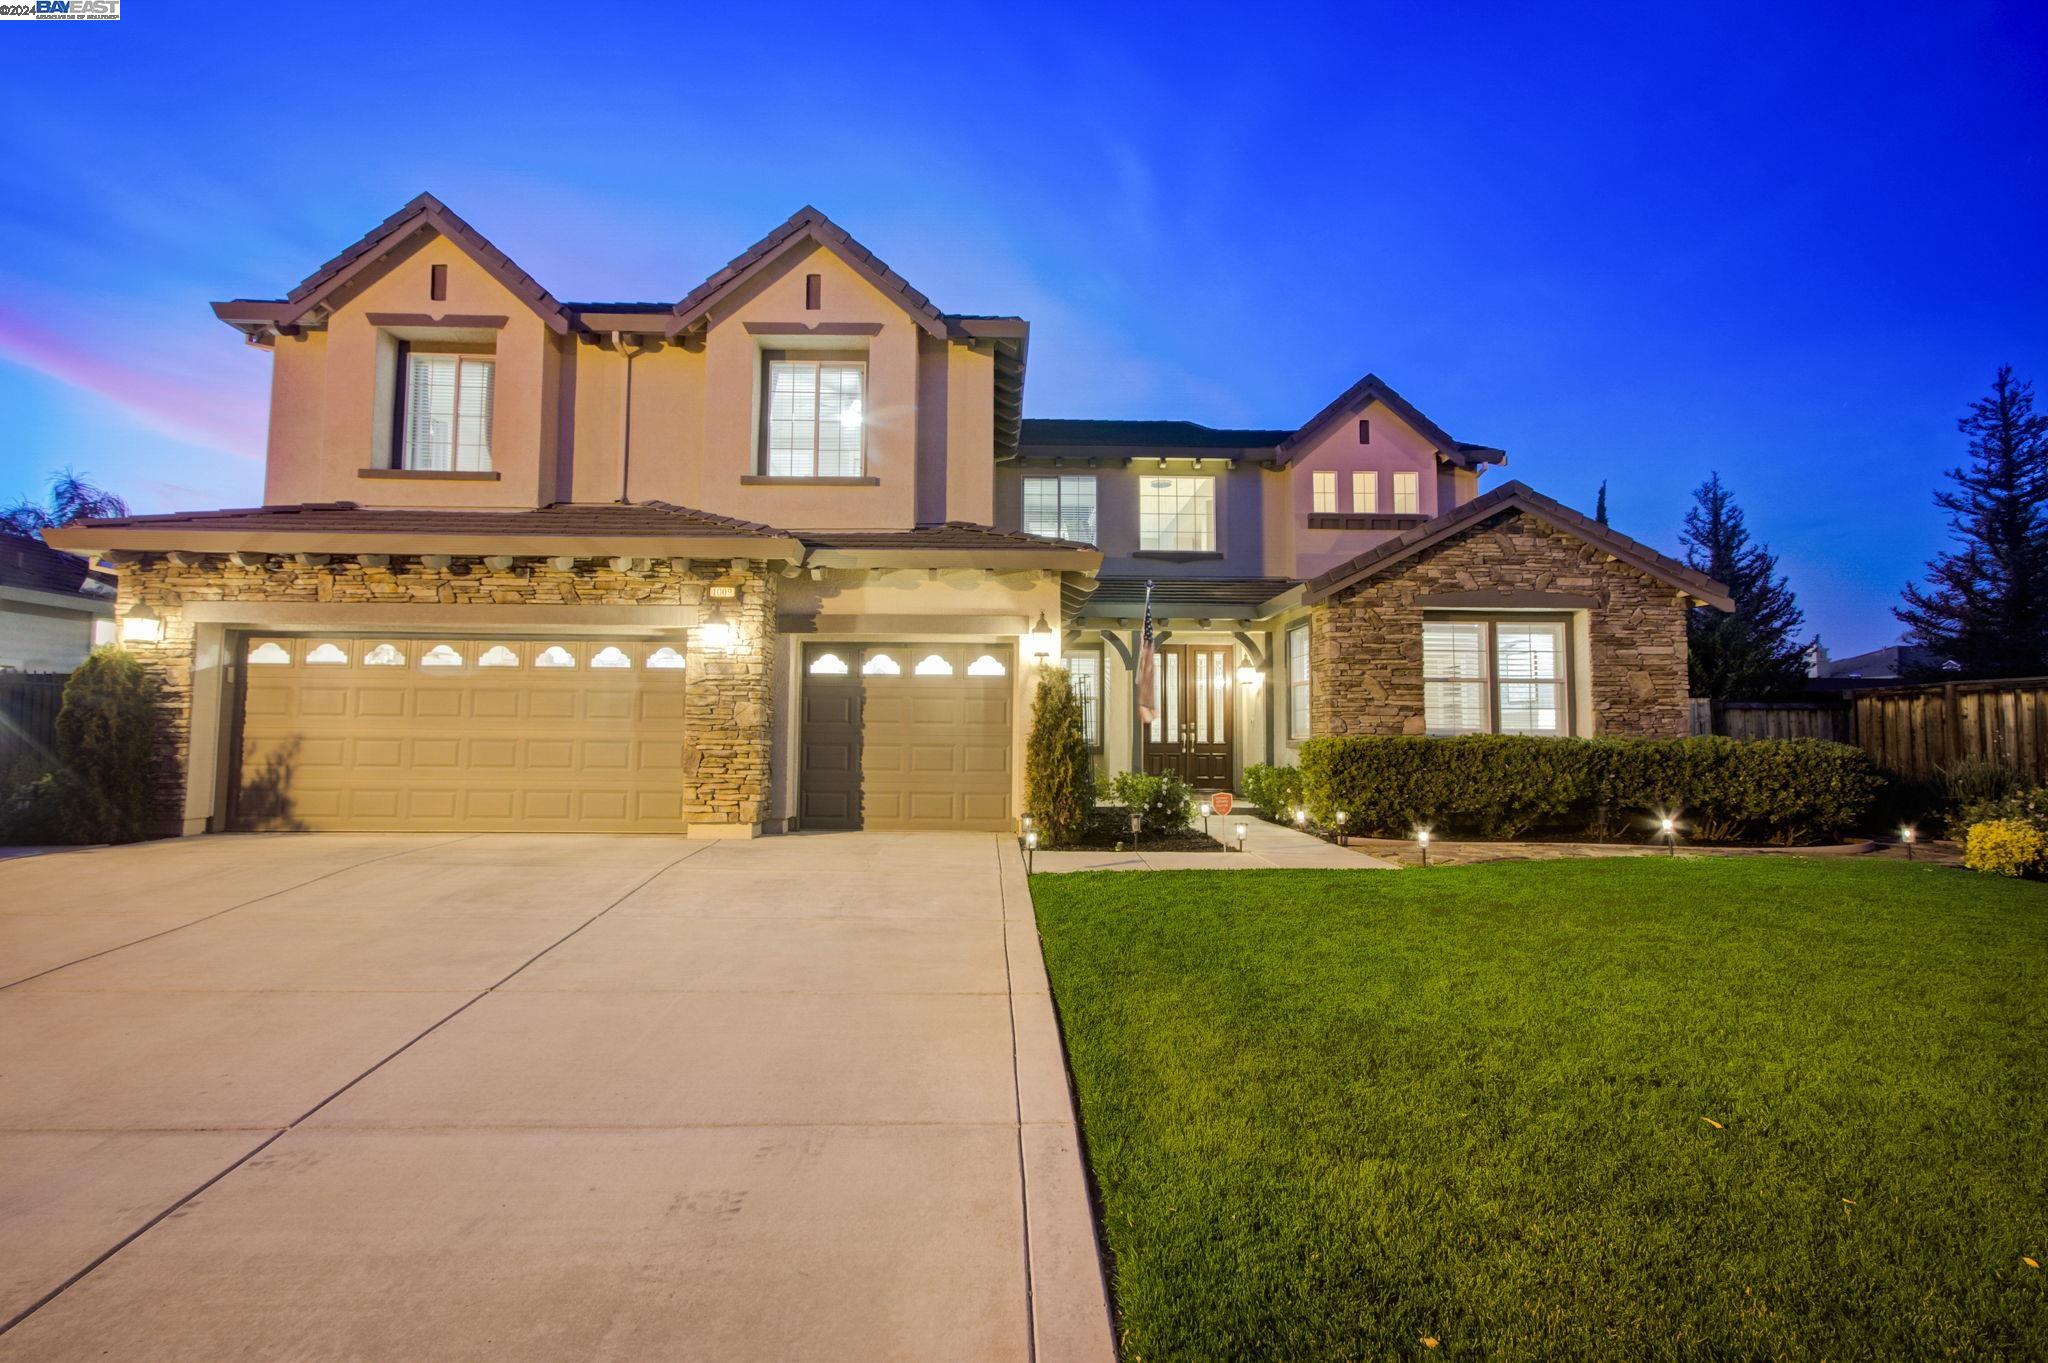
[1,3,2042,653]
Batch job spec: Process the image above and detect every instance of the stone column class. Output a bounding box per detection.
[682,564,777,835]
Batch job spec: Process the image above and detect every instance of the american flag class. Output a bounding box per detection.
[1135,581,1157,726]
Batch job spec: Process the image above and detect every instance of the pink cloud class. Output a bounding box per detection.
[0,303,265,459]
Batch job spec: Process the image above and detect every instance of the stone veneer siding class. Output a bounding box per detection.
[1307,510,1692,739]
[115,554,775,833]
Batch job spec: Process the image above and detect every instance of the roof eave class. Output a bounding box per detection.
[804,545,1102,572]
[42,525,805,562]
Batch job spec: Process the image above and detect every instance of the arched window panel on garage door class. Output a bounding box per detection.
[246,639,294,666]
[304,641,350,666]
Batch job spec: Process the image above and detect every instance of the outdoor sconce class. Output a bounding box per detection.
[119,604,162,644]
[1900,825,1916,861]
[699,603,735,653]
[1234,821,1248,852]
[1234,662,1262,689]
[1025,611,1056,665]
[1416,827,1431,866]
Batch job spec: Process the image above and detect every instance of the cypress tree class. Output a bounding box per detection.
[1894,366,2048,678]
[1594,480,1609,526]
[1024,665,1094,846]
[1680,472,1809,698]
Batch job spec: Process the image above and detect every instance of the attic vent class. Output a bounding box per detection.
[1357,419,1371,444]
[805,273,821,310]
[430,264,448,302]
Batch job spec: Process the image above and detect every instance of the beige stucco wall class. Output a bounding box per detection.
[1287,401,1452,578]
[264,239,565,510]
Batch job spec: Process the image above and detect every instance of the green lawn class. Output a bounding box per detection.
[1030,859,2048,1361]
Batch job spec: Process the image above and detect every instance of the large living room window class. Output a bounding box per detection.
[766,357,865,477]
[1022,474,1097,544]
[1140,475,1215,552]
[402,351,494,471]
[1423,617,1569,736]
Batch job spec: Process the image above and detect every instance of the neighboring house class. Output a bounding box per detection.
[1807,641,1940,688]
[46,195,1728,838]
[0,531,114,672]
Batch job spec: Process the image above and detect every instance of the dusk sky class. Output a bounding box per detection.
[2,4,2042,654]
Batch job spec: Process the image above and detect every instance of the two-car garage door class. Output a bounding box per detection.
[232,636,691,833]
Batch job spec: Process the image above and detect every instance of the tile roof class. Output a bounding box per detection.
[1275,372,1506,469]
[0,532,112,599]
[67,501,787,540]
[1304,480,1733,610]
[1018,419,1293,452]
[797,522,1096,553]
[1080,577,1299,615]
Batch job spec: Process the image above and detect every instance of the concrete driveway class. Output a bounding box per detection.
[0,832,1112,1361]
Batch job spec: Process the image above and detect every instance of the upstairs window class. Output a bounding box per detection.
[1312,471,1337,514]
[1140,475,1215,552]
[402,352,494,472]
[1022,475,1097,544]
[1353,471,1377,513]
[766,358,865,477]
[1424,618,1569,737]
[1392,471,1420,515]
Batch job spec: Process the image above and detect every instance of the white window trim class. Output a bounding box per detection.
[762,355,867,478]
[401,351,495,472]
[1353,471,1377,514]
[1021,473,1098,544]
[1286,620,1310,739]
[1392,471,1421,516]
[1312,470,1338,514]
[1422,615,1575,737]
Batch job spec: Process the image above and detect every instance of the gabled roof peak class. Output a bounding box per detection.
[1277,372,1506,470]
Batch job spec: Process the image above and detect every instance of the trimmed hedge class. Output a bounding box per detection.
[1241,763,1304,822]
[1298,735,1883,845]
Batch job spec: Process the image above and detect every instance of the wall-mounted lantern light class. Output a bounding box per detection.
[1235,662,1263,689]
[1026,611,1056,664]
[119,604,162,644]
[699,603,735,653]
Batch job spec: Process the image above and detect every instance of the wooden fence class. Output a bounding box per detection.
[0,672,67,771]
[1691,676,2048,782]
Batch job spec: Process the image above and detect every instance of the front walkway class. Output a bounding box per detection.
[0,832,1113,1361]
[1031,816,1398,872]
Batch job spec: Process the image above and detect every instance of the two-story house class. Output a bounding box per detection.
[47,196,1728,838]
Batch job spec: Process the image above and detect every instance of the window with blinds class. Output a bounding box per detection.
[1423,617,1569,736]
[402,354,494,471]
[766,359,865,477]
[1287,621,1310,738]
[1021,475,1097,544]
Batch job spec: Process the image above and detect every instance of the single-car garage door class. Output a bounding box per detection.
[232,635,691,833]
[800,642,1013,831]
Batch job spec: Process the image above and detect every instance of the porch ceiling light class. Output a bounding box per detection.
[119,604,162,644]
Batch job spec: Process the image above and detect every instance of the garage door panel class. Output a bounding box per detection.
[801,642,1012,832]
[234,636,692,834]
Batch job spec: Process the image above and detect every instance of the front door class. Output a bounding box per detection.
[1142,644,1234,788]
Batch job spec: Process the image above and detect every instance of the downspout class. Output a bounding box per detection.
[612,331,651,504]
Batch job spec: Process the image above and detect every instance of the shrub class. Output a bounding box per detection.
[1298,734,1882,845]
[1963,819,2048,877]
[1106,770,1196,834]
[1958,785,2048,833]
[1024,665,1094,846]
[1942,758,2029,810]
[1240,763,1303,822]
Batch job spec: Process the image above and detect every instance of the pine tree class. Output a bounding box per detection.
[1894,366,2048,678]
[1594,480,1609,526]
[1680,472,1810,698]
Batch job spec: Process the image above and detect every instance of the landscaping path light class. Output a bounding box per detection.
[1416,827,1430,866]
[1234,821,1248,853]
[1901,825,1916,861]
